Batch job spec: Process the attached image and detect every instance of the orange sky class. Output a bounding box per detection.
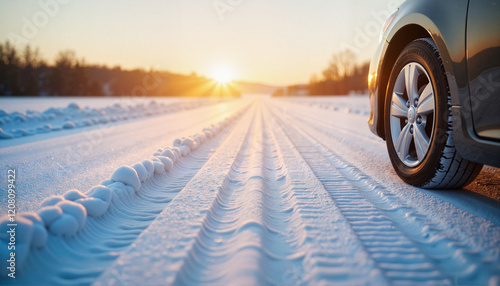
[0,0,402,86]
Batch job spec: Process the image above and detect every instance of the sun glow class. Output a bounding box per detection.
[211,65,234,84]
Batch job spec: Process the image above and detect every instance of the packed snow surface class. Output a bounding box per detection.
[0,95,499,285]
[0,97,226,142]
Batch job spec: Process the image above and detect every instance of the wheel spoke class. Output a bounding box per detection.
[414,124,430,162]
[394,124,413,162]
[391,105,407,118]
[391,92,408,118]
[404,64,419,103]
[417,83,434,115]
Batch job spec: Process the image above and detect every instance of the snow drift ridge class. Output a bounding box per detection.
[0,106,246,277]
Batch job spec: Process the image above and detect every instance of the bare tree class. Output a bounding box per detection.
[0,41,21,95]
[50,50,77,95]
[322,49,357,94]
[329,49,356,81]
[310,49,360,95]
[70,58,89,95]
[22,45,41,95]
[23,45,40,68]
[54,50,76,69]
[322,62,339,81]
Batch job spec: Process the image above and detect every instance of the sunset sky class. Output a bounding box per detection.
[0,0,403,86]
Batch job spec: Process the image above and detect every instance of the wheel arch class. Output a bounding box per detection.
[376,0,469,139]
[377,24,432,139]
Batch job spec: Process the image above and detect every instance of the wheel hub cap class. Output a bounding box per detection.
[408,107,416,124]
[389,62,436,167]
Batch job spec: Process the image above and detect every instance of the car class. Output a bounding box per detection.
[368,0,500,189]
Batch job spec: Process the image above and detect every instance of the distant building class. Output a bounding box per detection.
[286,84,308,96]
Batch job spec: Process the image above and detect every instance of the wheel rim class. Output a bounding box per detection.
[390,62,435,167]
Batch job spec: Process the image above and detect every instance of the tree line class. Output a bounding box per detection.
[0,41,240,97]
[273,49,369,96]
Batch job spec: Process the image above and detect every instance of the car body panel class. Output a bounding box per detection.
[367,37,386,137]
[466,1,500,140]
[368,0,500,167]
[369,0,469,138]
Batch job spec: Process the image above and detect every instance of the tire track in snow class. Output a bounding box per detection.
[96,103,258,285]
[173,106,305,285]
[260,104,389,286]
[274,117,449,284]
[172,102,392,285]
[7,105,251,285]
[15,98,498,285]
[98,100,391,285]
[275,98,500,224]
[277,98,382,146]
[268,100,500,285]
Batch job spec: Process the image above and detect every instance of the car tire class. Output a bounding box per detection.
[384,38,483,189]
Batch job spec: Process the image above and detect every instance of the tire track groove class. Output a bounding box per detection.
[95,103,258,285]
[269,102,451,285]
[90,98,499,286]
[261,103,389,285]
[269,100,500,285]
[174,103,307,285]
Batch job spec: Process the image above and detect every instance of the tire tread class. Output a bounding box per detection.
[415,38,483,189]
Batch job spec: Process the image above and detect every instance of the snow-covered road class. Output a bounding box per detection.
[1,96,499,285]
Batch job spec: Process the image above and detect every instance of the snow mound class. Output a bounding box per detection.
[0,107,246,276]
[0,128,14,139]
[0,99,228,140]
[62,121,76,129]
[156,156,174,172]
[161,148,178,162]
[48,201,86,236]
[111,166,142,191]
[132,163,149,183]
[153,160,166,175]
[0,216,33,276]
[67,103,81,110]
[18,213,48,249]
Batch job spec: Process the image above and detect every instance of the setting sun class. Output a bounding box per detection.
[2,1,500,285]
[211,65,234,84]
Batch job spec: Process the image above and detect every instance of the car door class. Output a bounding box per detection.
[466,0,500,140]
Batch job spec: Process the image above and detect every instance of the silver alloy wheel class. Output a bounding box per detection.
[389,62,435,167]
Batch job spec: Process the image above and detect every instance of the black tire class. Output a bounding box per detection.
[384,38,483,189]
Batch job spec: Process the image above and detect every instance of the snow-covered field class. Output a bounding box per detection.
[0,95,499,285]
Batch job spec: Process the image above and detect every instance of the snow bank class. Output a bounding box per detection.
[0,99,227,140]
[0,107,246,276]
[282,96,371,117]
